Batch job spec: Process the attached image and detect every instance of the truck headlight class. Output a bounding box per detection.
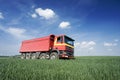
[65,56,68,57]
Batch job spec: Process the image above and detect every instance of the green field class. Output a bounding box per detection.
[0,56,120,80]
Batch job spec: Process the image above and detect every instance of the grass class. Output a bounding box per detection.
[0,56,120,80]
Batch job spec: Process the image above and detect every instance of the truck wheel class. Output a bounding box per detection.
[21,53,25,59]
[31,53,36,59]
[26,53,30,59]
[50,52,59,59]
[39,53,46,59]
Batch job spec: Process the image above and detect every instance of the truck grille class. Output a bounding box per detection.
[66,46,74,56]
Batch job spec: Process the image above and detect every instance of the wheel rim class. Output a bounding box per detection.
[40,55,45,59]
[26,54,30,59]
[31,55,35,59]
[31,53,35,59]
[46,54,49,59]
[21,56,24,59]
[50,55,56,59]
[21,54,25,59]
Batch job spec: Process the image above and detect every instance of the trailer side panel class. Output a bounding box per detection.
[20,35,54,52]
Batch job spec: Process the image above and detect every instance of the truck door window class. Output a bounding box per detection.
[57,36,62,43]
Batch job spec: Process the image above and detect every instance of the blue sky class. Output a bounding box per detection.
[0,0,120,56]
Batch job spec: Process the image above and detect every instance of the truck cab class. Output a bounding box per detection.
[53,35,74,59]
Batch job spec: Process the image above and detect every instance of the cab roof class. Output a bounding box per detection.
[56,34,75,41]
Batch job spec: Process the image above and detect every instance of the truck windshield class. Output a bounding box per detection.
[64,36,74,46]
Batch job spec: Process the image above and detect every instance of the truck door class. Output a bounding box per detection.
[54,36,65,50]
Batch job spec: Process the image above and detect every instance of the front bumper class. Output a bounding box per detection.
[59,54,75,59]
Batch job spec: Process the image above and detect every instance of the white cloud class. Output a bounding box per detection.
[75,41,96,49]
[80,41,96,48]
[113,43,117,46]
[0,26,29,39]
[104,42,117,47]
[88,41,96,45]
[6,27,26,39]
[80,41,87,48]
[59,21,70,29]
[0,26,37,56]
[89,47,94,50]
[114,39,119,42]
[75,42,80,47]
[31,13,37,18]
[0,12,4,19]
[35,8,55,19]
[104,43,112,47]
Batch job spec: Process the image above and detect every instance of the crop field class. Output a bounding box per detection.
[0,56,120,80]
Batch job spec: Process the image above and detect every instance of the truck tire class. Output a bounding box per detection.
[21,53,25,59]
[50,52,59,59]
[26,53,30,59]
[39,53,46,59]
[31,53,36,59]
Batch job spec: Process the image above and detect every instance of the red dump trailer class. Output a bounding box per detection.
[20,34,74,59]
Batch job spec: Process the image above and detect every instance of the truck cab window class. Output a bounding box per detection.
[64,36,74,46]
[57,36,62,43]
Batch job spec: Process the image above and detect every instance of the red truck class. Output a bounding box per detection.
[19,34,74,59]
